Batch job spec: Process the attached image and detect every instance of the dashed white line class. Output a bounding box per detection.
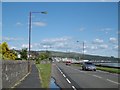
[107,79,120,85]
[61,71,63,74]
[63,74,66,77]
[92,75,102,79]
[58,67,61,72]
[66,78,71,84]
[56,65,76,89]
[72,85,77,90]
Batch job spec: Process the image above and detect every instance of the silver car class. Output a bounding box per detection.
[82,62,96,71]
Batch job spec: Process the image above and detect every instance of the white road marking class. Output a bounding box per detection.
[107,79,120,85]
[92,75,102,79]
[66,78,71,84]
[72,86,77,90]
[63,74,66,77]
[58,67,61,72]
[61,71,63,74]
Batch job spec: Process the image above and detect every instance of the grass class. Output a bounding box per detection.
[96,67,120,74]
[36,63,51,88]
[72,63,120,74]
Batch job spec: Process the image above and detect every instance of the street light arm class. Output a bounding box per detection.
[31,11,48,14]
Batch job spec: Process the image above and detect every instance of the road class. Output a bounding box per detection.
[51,62,119,90]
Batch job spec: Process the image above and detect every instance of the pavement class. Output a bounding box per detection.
[15,64,41,88]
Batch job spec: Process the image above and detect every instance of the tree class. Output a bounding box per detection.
[1,42,9,54]
[0,42,17,60]
[39,52,49,60]
[36,51,51,64]
[20,48,27,60]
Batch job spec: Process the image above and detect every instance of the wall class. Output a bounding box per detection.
[2,60,29,88]
[0,60,2,90]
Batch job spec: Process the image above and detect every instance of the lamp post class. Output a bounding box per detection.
[28,11,47,72]
[76,41,85,60]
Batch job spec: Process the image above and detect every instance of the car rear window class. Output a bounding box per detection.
[85,62,93,65]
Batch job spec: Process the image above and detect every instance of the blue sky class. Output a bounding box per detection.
[2,2,119,57]
[2,0,120,2]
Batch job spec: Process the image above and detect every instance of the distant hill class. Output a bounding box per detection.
[14,50,119,62]
[37,50,119,63]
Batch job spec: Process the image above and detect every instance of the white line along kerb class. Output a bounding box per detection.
[66,78,71,84]
[72,86,77,90]
[56,66,64,75]
[57,66,62,72]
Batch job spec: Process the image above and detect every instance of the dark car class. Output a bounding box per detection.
[66,61,71,65]
[82,62,96,71]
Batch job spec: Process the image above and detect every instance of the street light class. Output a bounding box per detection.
[76,41,85,60]
[28,11,47,72]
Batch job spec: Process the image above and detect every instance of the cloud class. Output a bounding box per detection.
[91,46,98,50]
[41,37,72,47]
[31,36,73,50]
[109,37,117,44]
[99,44,108,49]
[33,21,46,27]
[113,45,118,50]
[99,28,112,34]
[22,44,32,48]
[2,37,24,41]
[10,46,17,49]
[92,38,104,44]
[43,37,71,43]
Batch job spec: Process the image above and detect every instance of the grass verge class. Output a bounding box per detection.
[96,67,120,74]
[36,63,51,88]
[72,63,120,74]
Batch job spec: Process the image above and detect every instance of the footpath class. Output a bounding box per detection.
[15,64,41,88]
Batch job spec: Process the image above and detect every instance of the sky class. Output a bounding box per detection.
[2,2,119,58]
[0,2,2,43]
[1,0,120,2]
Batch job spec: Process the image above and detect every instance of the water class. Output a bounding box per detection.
[96,63,120,68]
[50,77,60,89]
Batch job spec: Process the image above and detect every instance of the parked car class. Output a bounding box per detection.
[82,62,96,71]
[66,61,71,65]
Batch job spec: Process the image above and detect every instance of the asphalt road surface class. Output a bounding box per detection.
[51,62,119,90]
